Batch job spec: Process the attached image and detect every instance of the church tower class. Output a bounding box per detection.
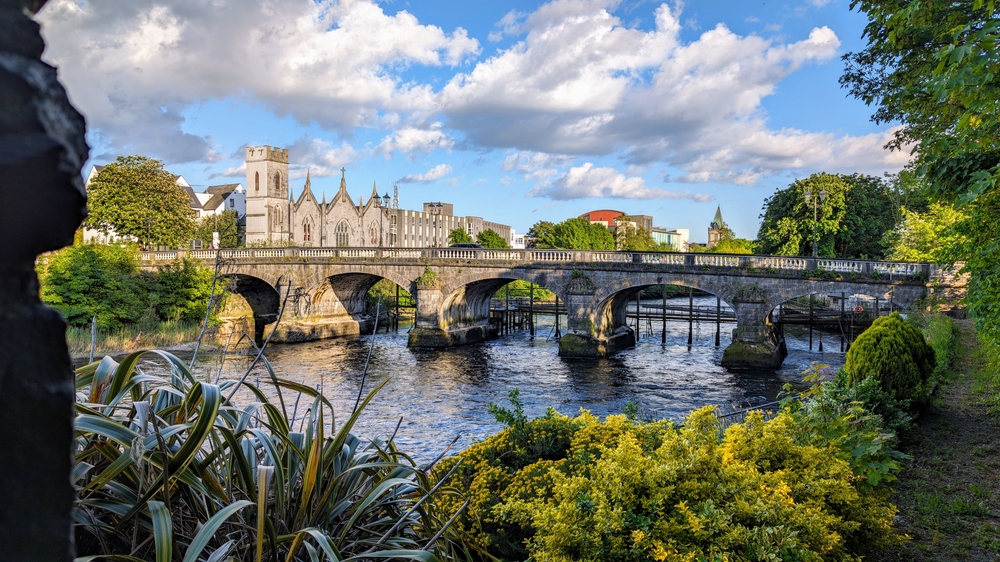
[245,146,290,245]
[707,206,726,248]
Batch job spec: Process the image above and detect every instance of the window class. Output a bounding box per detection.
[275,171,282,194]
[369,221,378,245]
[303,221,312,242]
[335,220,350,247]
[228,199,235,208]
[255,171,259,192]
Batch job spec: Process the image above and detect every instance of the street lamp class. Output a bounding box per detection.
[803,187,827,257]
[379,192,391,248]
[144,217,155,250]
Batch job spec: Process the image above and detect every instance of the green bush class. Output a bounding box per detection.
[844,312,936,407]
[435,393,901,561]
[38,244,217,329]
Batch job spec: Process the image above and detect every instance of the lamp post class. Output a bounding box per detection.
[803,187,827,257]
[379,192,391,247]
[144,217,155,250]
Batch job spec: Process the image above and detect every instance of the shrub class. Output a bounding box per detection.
[436,394,901,561]
[74,351,470,561]
[844,312,936,407]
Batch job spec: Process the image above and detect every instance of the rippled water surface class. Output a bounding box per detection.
[168,296,844,459]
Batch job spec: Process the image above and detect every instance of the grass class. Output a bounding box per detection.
[872,318,1000,561]
[65,320,205,357]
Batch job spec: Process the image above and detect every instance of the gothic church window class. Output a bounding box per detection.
[335,220,350,247]
[369,221,378,245]
[275,171,282,195]
[255,171,259,192]
[303,221,312,242]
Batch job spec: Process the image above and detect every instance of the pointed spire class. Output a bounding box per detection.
[711,206,725,229]
[305,168,312,190]
[321,192,326,205]
[370,180,378,199]
[338,167,347,194]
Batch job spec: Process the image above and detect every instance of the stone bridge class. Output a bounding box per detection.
[140,247,953,369]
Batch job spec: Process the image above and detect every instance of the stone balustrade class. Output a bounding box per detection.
[140,247,937,280]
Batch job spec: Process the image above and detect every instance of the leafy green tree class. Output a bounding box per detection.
[476,229,509,249]
[709,238,755,254]
[38,244,149,329]
[614,216,656,251]
[888,201,967,262]
[192,210,242,248]
[85,155,195,248]
[448,227,474,245]
[844,1,1000,351]
[527,220,557,248]
[552,218,615,250]
[148,259,215,323]
[757,173,896,258]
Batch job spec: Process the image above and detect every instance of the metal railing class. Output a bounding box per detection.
[139,247,935,280]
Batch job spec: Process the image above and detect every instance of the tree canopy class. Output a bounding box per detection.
[614,216,656,251]
[528,218,615,250]
[476,229,509,249]
[844,0,1000,351]
[448,227,474,245]
[85,155,195,248]
[192,210,243,248]
[757,173,897,258]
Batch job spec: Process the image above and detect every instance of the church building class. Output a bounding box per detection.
[244,145,514,248]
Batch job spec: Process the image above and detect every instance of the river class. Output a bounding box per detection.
[164,295,845,460]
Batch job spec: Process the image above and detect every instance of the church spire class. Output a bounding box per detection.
[304,168,312,190]
[370,180,378,201]
[710,206,725,229]
[338,167,347,195]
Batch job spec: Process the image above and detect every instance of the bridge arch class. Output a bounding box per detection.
[590,282,735,345]
[438,269,567,334]
[223,274,281,344]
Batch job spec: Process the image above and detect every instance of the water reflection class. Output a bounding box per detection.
[152,296,845,459]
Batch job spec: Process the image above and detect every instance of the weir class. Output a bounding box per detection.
[140,247,958,369]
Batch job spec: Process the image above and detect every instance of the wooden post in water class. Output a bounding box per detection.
[715,296,721,346]
[875,296,880,317]
[395,285,400,332]
[840,292,845,352]
[809,294,814,350]
[529,283,535,338]
[687,286,693,346]
[661,285,667,344]
[554,298,561,339]
[505,284,510,335]
[635,292,640,337]
[89,315,97,363]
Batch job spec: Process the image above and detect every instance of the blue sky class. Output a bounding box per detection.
[39,0,907,242]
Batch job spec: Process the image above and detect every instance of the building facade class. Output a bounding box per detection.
[244,145,514,248]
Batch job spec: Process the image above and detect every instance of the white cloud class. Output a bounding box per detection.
[531,163,711,200]
[287,137,358,178]
[399,163,453,183]
[502,151,572,180]
[38,0,479,163]
[376,123,455,158]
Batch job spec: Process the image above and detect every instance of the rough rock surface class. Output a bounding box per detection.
[0,1,88,559]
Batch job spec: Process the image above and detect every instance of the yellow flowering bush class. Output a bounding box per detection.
[435,398,901,561]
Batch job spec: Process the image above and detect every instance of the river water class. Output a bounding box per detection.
[166,296,845,460]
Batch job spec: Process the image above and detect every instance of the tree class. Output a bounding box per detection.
[476,229,509,249]
[757,173,897,258]
[552,218,615,250]
[614,216,656,251]
[85,155,195,248]
[192,210,242,248]
[844,1,1000,350]
[448,227,474,245]
[842,0,1000,205]
[527,221,556,248]
[888,201,967,262]
[709,238,755,254]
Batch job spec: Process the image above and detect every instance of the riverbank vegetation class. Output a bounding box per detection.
[37,244,219,356]
[74,351,473,562]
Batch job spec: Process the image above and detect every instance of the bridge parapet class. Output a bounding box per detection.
[140,247,937,282]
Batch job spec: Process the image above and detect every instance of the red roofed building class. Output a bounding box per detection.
[579,209,624,227]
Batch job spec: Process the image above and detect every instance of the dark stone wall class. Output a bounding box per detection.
[0,1,88,560]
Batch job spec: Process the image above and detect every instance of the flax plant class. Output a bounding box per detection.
[72,350,474,562]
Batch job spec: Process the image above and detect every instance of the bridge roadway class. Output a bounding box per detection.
[140,247,951,370]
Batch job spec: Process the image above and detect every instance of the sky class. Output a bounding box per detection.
[38,0,909,243]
